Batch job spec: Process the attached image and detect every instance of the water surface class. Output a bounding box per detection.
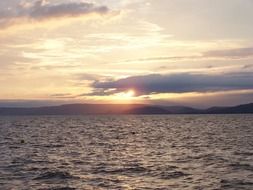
[0,115,253,189]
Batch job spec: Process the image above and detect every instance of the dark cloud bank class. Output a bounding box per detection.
[91,72,253,96]
[0,0,108,27]
[27,0,108,19]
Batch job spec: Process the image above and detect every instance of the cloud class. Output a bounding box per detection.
[203,47,253,59]
[28,0,108,19]
[119,47,253,64]
[50,93,75,99]
[122,55,201,63]
[147,90,253,108]
[0,99,79,107]
[0,0,109,28]
[91,72,253,96]
[243,64,253,69]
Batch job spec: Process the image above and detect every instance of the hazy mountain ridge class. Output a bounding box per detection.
[0,103,253,115]
[204,103,253,114]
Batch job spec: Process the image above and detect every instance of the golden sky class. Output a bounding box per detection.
[1,0,253,107]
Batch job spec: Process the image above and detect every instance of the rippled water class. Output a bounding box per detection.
[0,115,253,190]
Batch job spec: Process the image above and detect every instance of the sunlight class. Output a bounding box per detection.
[115,89,136,99]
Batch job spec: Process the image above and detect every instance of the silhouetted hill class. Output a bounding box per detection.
[205,103,253,114]
[0,102,253,115]
[126,106,170,114]
[0,104,144,115]
[163,106,201,114]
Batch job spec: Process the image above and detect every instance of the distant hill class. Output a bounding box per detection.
[0,104,143,115]
[0,103,253,115]
[204,103,253,114]
[163,106,201,114]
[126,106,170,114]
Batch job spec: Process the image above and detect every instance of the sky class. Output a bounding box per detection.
[0,0,253,108]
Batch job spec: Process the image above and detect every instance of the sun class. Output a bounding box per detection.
[115,89,136,99]
[125,89,135,97]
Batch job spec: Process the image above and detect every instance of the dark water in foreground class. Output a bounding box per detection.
[0,115,253,190]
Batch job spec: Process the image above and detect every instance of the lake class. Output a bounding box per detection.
[0,115,253,190]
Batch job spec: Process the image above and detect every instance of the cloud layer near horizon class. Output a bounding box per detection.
[91,72,253,96]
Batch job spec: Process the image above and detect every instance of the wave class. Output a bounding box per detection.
[38,187,76,190]
[34,170,78,180]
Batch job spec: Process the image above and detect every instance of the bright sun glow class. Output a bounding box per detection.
[115,89,136,99]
